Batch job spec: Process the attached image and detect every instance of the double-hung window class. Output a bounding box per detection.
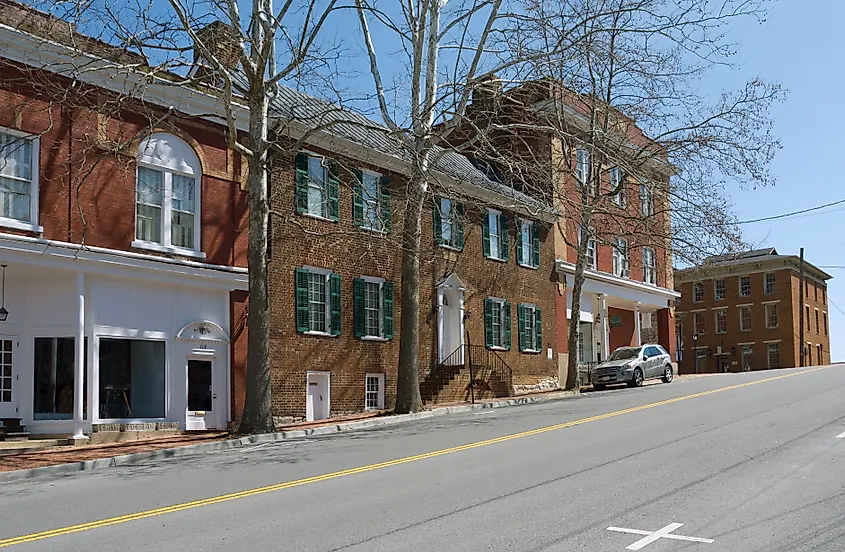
[0,127,39,230]
[642,247,656,284]
[640,183,654,216]
[693,282,704,303]
[740,306,752,332]
[767,343,780,369]
[610,167,625,206]
[612,237,629,278]
[693,311,705,335]
[715,308,727,334]
[714,279,726,300]
[576,148,591,192]
[484,298,511,350]
[579,225,596,270]
[353,169,391,232]
[765,303,778,329]
[295,267,342,336]
[518,303,542,352]
[353,277,394,340]
[365,373,385,410]
[765,272,775,294]
[135,133,201,255]
[434,197,464,249]
[483,208,509,260]
[517,218,540,268]
[295,151,339,221]
[739,276,751,296]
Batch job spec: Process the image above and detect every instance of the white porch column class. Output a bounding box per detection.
[599,294,609,360]
[73,272,88,440]
[634,302,642,346]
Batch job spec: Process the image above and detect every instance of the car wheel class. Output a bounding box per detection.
[628,368,644,388]
[593,383,607,391]
[661,365,673,383]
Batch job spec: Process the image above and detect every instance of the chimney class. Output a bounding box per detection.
[471,74,503,112]
[194,21,240,71]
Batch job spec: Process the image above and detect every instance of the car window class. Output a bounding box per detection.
[645,346,660,357]
[656,345,669,356]
[608,347,641,360]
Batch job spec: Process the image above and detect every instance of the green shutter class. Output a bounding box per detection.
[532,222,540,268]
[380,176,392,233]
[295,153,308,214]
[327,159,340,221]
[455,203,465,249]
[353,277,365,337]
[517,303,526,352]
[433,197,443,245]
[534,307,543,351]
[482,211,491,258]
[382,281,394,339]
[484,298,493,348]
[352,169,364,227]
[504,301,512,350]
[330,273,342,335]
[500,214,510,262]
[295,268,310,333]
[515,217,523,265]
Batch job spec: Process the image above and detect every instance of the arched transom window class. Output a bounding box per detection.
[134,133,202,254]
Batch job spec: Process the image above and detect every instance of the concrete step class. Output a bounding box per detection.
[0,438,71,453]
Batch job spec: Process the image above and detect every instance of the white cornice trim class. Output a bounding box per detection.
[555,259,680,299]
[0,232,248,289]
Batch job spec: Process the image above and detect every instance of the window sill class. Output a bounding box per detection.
[303,331,338,338]
[489,346,509,352]
[485,255,509,263]
[300,212,338,223]
[438,244,464,252]
[358,225,387,234]
[0,218,43,233]
[131,240,206,259]
[521,349,541,354]
[361,335,390,342]
[518,263,539,270]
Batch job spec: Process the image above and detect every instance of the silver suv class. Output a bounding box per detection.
[590,344,673,390]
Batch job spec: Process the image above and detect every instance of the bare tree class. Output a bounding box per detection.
[21,0,341,432]
[470,0,784,388]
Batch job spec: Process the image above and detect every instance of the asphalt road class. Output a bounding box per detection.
[2,365,845,552]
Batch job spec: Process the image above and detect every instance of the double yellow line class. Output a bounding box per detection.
[0,365,833,548]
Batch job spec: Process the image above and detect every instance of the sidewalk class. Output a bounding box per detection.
[0,374,715,480]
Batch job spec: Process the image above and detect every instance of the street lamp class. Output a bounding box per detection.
[0,265,8,322]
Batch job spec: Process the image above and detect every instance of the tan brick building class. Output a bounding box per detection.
[675,248,832,373]
[264,89,559,421]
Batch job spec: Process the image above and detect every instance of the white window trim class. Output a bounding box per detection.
[0,126,42,232]
[764,272,776,294]
[610,167,625,206]
[640,183,654,216]
[739,306,752,332]
[714,308,727,334]
[135,135,202,255]
[519,219,537,269]
[739,276,751,297]
[304,266,334,336]
[642,247,656,285]
[486,208,504,260]
[522,303,540,353]
[612,238,629,278]
[302,150,331,219]
[364,373,385,410]
[488,296,507,349]
[693,282,705,303]
[714,279,726,300]
[576,148,591,189]
[361,275,385,339]
[761,299,780,304]
[693,311,705,335]
[360,168,383,232]
[579,225,597,270]
[764,303,779,329]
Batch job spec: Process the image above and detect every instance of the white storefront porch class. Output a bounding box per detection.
[557,260,679,362]
[0,234,247,436]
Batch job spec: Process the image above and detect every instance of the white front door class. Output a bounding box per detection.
[438,287,465,364]
[306,372,330,422]
[187,359,214,429]
[0,337,16,419]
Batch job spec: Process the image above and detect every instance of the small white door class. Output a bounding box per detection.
[0,337,16,419]
[187,359,214,429]
[306,373,330,422]
[438,288,465,364]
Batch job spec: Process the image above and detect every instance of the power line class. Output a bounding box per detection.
[828,297,845,318]
[729,198,845,226]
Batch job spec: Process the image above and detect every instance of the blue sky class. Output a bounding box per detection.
[707,1,845,359]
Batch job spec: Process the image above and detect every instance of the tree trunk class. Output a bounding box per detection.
[565,263,587,389]
[395,167,427,414]
[238,89,275,434]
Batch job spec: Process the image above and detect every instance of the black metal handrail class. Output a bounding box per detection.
[464,344,513,398]
[421,344,514,404]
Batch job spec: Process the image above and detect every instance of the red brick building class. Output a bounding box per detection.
[452,80,679,376]
[0,1,248,437]
[675,248,832,373]
[264,87,559,421]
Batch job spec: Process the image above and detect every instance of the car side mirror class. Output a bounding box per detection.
[642,355,649,360]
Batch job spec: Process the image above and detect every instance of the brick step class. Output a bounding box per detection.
[0,418,27,441]
[1,432,30,442]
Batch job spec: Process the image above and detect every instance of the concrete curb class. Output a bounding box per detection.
[0,390,579,482]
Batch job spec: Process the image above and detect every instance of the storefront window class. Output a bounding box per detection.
[99,338,165,419]
[33,337,86,420]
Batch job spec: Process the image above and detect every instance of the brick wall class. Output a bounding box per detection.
[267,147,558,417]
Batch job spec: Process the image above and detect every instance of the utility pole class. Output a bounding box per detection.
[798,247,805,368]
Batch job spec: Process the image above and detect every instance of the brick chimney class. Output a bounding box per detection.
[193,21,240,71]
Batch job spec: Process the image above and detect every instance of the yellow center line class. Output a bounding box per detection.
[0,365,833,548]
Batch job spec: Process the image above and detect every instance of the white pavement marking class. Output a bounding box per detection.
[241,442,280,454]
[607,523,714,550]
[836,430,845,439]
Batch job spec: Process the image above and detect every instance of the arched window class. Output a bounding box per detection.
[134,133,201,253]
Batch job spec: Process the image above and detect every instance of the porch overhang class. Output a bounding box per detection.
[555,259,680,310]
